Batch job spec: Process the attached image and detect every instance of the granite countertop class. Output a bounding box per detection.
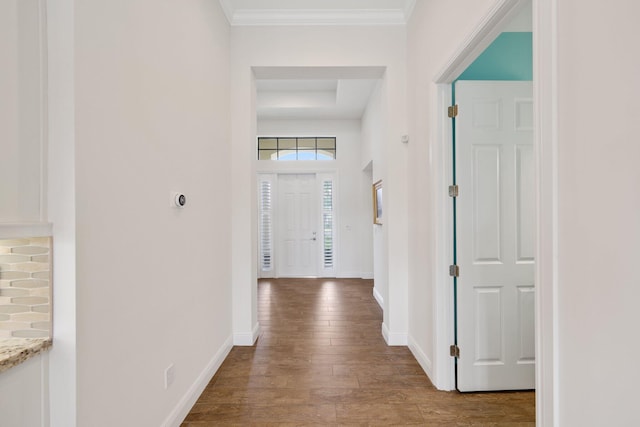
[0,338,52,374]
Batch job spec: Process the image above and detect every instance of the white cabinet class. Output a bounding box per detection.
[0,354,48,427]
[0,0,47,223]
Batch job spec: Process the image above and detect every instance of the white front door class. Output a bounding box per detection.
[277,174,318,277]
[455,81,535,391]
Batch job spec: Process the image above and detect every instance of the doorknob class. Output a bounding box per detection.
[311,231,317,241]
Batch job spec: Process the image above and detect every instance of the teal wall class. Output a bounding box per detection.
[458,32,532,81]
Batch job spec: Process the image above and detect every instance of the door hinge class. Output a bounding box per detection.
[448,104,458,118]
[448,185,459,198]
[449,264,459,277]
[450,344,460,358]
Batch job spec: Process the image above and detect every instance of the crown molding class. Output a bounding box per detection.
[218,0,235,25]
[403,0,417,22]
[229,9,408,26]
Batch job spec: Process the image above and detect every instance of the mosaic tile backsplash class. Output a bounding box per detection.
[0,237,51,338]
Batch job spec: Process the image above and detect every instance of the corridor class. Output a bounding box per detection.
[182,278,534,425]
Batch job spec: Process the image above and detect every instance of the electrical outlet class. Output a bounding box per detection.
[164,364,175,389]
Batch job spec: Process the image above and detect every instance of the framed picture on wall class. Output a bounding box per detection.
[373,180,383,225]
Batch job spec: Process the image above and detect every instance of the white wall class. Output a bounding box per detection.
[555,2,640,425]
[361,81,387,307]
[257,119,373,278]
[405,0,495,385]
[360,164,374,281]
[47,0,77,424]
[0,0,46,223]
[0,354,49,427]
[231,25,408,346]
[74,1,232,426]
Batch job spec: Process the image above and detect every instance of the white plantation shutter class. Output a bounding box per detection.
[322,179,334,269]
[259,179,273,272]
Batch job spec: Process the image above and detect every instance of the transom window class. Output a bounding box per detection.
[258,137,336,160]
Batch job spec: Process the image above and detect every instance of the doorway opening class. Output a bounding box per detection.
[258,172,336,278]
[253,67,384,290]
[433,0,536,394]
[454,80,535,391]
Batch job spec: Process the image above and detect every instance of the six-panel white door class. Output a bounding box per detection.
[455,81,535,391]
[277,174,318,277]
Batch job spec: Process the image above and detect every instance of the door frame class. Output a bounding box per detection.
[257,169,339,279]
[431,0,559,425]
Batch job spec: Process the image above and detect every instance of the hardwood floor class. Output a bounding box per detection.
[182,278,535,426]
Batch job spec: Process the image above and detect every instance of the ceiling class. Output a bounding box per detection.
[219,0,416,26]
[221,2,413,121]
[254,67,385,121]
[256,78,379,120]
[222,1,530,121]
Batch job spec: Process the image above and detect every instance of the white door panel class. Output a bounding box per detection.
[517,285,536,362]
[516,145,535,262]
[277,174,318,277]
[456,81,535,391]
[257,176,275,278]
[472,145,502,263]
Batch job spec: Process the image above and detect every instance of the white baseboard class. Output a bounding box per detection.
[381,322,407,346]
[333,272,373,279]
[372,287,384,309]
[162,335,233,427]
[336,271,361,278]
[233,322,260,346]
[408,334,434,383]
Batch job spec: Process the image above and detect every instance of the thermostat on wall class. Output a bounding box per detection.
[171,192,186,208]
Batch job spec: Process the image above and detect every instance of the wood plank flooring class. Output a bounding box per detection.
[182,278,535,426]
